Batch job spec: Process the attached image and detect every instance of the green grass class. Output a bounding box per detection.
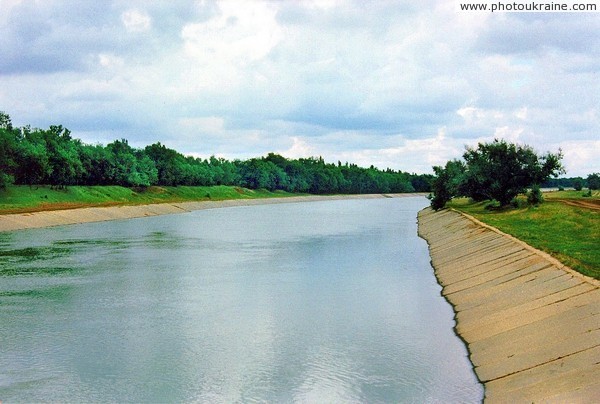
[543,189,600,199]
[0,185,301,214]
[448,194,600,280]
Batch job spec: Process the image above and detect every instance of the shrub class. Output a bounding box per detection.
[511,197,527,208]
[527,185,544,205]
[587,173,600,190]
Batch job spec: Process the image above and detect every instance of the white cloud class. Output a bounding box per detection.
[0,0,598,176]
[121,9,152,33]
[181,1,282,64]
[179,116,225,134]
[278,137,317,159]
[98,53,124,69]
[557,140,600,176]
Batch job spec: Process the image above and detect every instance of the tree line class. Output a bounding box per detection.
[541,175,600,191]
[0,112,433,194]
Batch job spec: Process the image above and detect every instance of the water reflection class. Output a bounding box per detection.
[0,198,483,402]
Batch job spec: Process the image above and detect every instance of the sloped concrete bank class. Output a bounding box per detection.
[418,207,600,403]
[0,193,415,233]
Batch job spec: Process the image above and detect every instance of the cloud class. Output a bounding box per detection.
[0,0,598,176]
[121,9,152,33]
[476,13,600,56]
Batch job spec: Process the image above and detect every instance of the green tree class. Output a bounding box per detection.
[42,126,84,187]
[430,160,465,210]
[144,142,188,186]
[14,128,52,186]
[79,144,114,185]
[572,178,583,191]
[0,112,18,188]
[587,173,600,190]
[527,184,543,205]
[0,111,13,131]
[461,139,564,206]
[107,139,157,187]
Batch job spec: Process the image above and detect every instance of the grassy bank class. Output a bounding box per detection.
[449,190,600,280]
[0,185,300,214]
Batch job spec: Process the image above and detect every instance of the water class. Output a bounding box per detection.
[0,197,483,403]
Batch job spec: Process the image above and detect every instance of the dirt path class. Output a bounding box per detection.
[553,198,600,211]
[418,207,600,403]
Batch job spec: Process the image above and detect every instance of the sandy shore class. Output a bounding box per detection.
[418,207,600,403]
[0,193,421,233]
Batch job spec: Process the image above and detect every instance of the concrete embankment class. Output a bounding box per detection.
[0,193,414,233]
[418,207,600,403]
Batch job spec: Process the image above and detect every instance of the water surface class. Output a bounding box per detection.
[0,197,483,402]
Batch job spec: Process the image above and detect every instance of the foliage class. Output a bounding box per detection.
[572,178,583,191]
[461,139,564,206]
[430,139,564,209]
[542,176,586,189]
[0,112,17,188]
[430,160,465,210]
[588,173,600,190]
[527,184,543,205]
[0,112,432,194]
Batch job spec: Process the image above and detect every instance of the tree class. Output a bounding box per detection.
[0,110,439,194]
[0,112,18,188]
[430,160,465,210]
[460,139,564,206]
[145,142,187,186]
[42,126,84,187]
[0,111,12,131]
[14,128,52,186]
[79,144,114,185]
[527,184,543,205]
[587,173,600,190]
[572,178,583,191]
[107,139,157,187]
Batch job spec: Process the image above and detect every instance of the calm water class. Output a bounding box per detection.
[0,197,483,403]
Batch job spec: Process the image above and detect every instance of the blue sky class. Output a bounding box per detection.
[1,0,598,175]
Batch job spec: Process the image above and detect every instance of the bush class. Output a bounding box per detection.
[511,197,526,208]
[587,173,600,190]
[429,160,465,210]
[527,185,544,205]
[558,186,565,191]
[573,178,583,191]
[583,189,592,197]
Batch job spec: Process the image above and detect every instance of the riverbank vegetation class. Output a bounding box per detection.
[430,139,565,210]
[0,112,432,195]
[0,185,298,214]
[449,190,600,280]
[429,139,599,279]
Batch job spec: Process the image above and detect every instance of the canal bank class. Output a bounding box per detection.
[0,193,418,233]
[418,207,600,402]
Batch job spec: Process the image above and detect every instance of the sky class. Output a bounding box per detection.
[0,0,598,176]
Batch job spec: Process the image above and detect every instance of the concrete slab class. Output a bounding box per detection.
[417,207,600,403]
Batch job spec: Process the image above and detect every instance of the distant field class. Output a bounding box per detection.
[449,190,600,280]
[0,185,300,214]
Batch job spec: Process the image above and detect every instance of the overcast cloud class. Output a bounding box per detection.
[0,0,598,175]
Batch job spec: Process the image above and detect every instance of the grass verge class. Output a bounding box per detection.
[0,185,301,215]
[448,191,600,280]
